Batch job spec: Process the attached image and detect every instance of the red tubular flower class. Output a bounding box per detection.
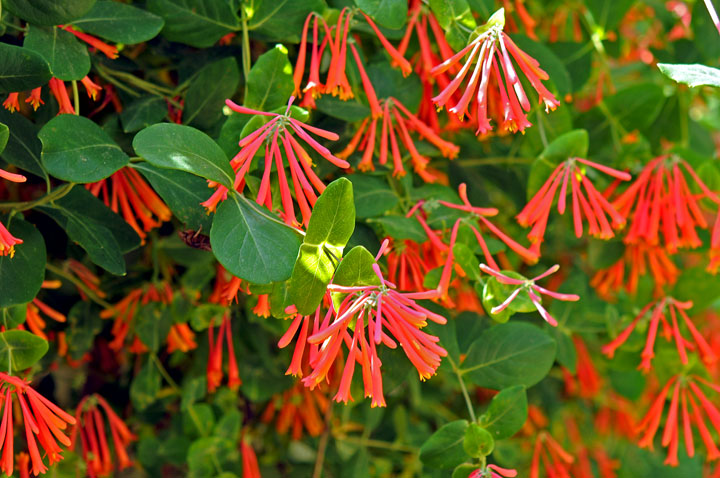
[710,207,720,273]
[530,431,574,478]
[2,93,19,113]
[70,394,137,477]
[503,0,538,39]
[86,166,172,243]
[293,8,411,108]
[0,372,76,476]
[613,155,720,252]
[432,8,559,135]
[479,263,579,326]
[602,297,717,372]
[637,374,720,466]
[470,463,518,478]
[240,433,261,478]
[25,286,66,341]
[16,452,29,478]
[80,76,102,101]
[564,336,602,398]
[60,26,119,59]
[206,312,242,393]
[166,323,197,354]
[207,98,349,226]
[67,260,106,300]
[25,88,43,111]
[284,242,447,407]
[590,243,679,300]
[517,157,631,245]
[0,220,23,258]
[261,382,328,440]
[386,238,442,292]
[48,78,75,115]
[337,96,458,181]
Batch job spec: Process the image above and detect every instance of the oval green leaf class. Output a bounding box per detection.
[70,1,165,44]
[419,420,469,469]
[0,43,52,94]
[3,0,96,26]
[0,216,46,308]
[0,330,48,372]
[23,25,91,81]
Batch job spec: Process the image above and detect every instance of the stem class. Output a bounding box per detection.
[150,353,181,392]
[45,263,113,309]
[459,157,534,167]
[0,183,75,212]
[72,80,80,115]
[241,2,252,100]
[332,435,419,453]
[312,402,333,478]
[536,109,548,148]
[679,90,689,148]
[448,355,476,422]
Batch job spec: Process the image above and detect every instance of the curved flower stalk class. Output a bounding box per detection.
[0,372,76,476]
[479,263,580,326]
[516,157,631,245]
[206,311,241,393]
[86,167,172,243]
[530,431,575,478]
[613,155,720,252]
[203,98,349,227]
[431,8,560,135]
[70,394,136,478]
[282,242,447,407]
[637,374,720,466]
[261,382,328,440]
[590,243,679,300]
[602,297,717,372]
[336,96,459,182]
[293,8,411,107]
[470,463,517,478]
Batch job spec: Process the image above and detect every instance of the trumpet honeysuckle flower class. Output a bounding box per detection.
[386,237,443,292]
[293,8,410,108]
[0,221,22,258]
[260,382,328,440]
[590,243,679,300]
[25,88,43,111]
[637,375,720,466]
[709,207,720,273]
[206,312,241,393]
[602,297,716,372]
[86,167,172,243]
[517,157,631,245]
[70,394,137,478]
[503,0,538,40]
[479,263,579,326]
[613,155,720,252]
[203,98,349,227]
[60,25,118,59]
[2,93,19,113]
[80,76,102,101]
[336,96,459,181]
[530,431,575,478]
[48,78,75,115]
[0,372,76,476]
[470,463,518,478]
[431,8,559,135]
[281,242,447,407]
[241,434,261,478]
[24,281,66,341]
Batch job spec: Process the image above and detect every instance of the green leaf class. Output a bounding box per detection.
[479,385,528,440]
[332,246,380,288]
[244,45,295,111]
[369,216,427,242]
[0,43,52,94]
[133,163,212,231]
[672,267,720,311]
[367,62,423,112]
[0,330,48,372]
[210,194,302,284]
[452,464,480,478]
[419,420,469,469]
[463,423,494,458]
[605,83,665,131]
[48,187,141,253]
[133,123,234,189]
[540,129,589,162]
[136,304,173,353]
[187,436,239,477]
[0,109,46,179]
[316,97,371,122]
[512,34,571,96]
[247,0,324,42]
[147,0,239,48]
[0,124,8,154]
[0,216,46,308]
[657,63,720,88]
[461,322,556,389]
[481,272,534,323]
[453,243,481,282]
[66,302,102,360]
[70,1,165,44]
[23,25,90,81]
[184,57,240,129]
[355,0,408,29]
[214,409,242,441]
[39,204,126,275]
[39,115,129,183]
[3,0,96,26]
[0,305,26,329]
[288,244,334,315]
[130,360,161,410]
[429,0,477,50]
[347,174,398,219]
[692,2,720,61]
[120,96,168,133]
[304,178,356,252]
[586,0,634,30]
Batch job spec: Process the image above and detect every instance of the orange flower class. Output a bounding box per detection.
[261,383,328,440]
[206,312,241,393]
[48,78,75,115]
[241,433,261,478]
[2,93,19,113]
[24,88,43,111]
[530,431,574,478]
[60,26,118,59]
